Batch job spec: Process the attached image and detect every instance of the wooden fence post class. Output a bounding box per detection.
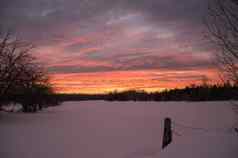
[162,117,172,149]
[235,128,238,134]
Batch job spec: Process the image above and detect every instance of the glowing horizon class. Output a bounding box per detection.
[49,69,219,94]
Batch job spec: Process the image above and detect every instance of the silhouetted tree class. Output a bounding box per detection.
[18,83,59,112]
[206,0,238,84]
[0,32,59,112]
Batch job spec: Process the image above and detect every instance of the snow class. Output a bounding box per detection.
[0,101,238,158]
[1,102,22,112]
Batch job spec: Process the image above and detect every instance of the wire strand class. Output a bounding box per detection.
[172,120,235,134]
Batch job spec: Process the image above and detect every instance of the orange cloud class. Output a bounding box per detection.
[50,68,219,94]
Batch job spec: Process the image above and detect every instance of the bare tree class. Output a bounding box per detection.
[0,32,57,112]
[0,33,44,95]
[205,0,238,84]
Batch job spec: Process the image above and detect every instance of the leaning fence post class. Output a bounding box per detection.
[162,117,172,149]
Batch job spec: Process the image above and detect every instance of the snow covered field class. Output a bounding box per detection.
[1,101,238,158]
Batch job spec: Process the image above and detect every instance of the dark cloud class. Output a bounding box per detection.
[48,65,114,74]
[47,52,214,74]
[0,0,209,33]
[0,0,215,75]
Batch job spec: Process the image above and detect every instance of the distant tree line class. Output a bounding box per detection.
[55,83,238,102]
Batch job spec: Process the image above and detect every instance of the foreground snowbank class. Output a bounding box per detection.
[0,101,238,158]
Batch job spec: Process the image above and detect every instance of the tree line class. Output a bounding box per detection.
[55,83,238,102]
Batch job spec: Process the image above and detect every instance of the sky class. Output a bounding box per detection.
[0,0,220,94]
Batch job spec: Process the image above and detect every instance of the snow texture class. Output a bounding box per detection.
[0,101,238,158]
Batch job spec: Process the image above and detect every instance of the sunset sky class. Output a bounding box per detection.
[0,0,220,94]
